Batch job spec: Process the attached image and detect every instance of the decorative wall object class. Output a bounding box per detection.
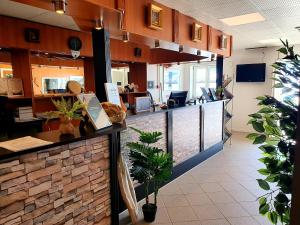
[219,34,228,50]
[147,80,154,89]
[148,4,163,30]
[24,28,40,43]
[0,78,24,96]
[192,22,202,42]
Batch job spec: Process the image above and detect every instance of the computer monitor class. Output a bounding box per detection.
[168,91,188,107]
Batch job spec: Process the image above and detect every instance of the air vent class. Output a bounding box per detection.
[295,26,300,31]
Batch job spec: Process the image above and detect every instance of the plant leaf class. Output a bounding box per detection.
[257,179,270,190]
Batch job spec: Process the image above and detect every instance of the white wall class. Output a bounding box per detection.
[224,45,300,133]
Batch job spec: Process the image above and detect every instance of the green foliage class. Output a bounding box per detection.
[48,97,84,120]
[127,127,173,206]
[247,40,298,225]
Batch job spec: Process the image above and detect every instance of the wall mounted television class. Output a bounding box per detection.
[236,63,266,82]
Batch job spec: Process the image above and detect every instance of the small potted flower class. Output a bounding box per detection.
[127,127,173,222]
[48,97,84,135]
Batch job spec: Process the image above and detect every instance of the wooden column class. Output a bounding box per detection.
[11,49,33,98]
[128,62,147,92]
[92,29,112,102]
[83,57,96,92]
[216,55,223,88]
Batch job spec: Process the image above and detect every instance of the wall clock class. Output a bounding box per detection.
[68,37,82,51]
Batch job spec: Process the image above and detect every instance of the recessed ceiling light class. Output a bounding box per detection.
[220,13,265,26]
[258,39,281,44]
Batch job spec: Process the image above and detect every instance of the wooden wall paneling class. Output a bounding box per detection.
[150,48,204,64]
[0,16,93,57]
[208,26,232,57]
[31,55,84,67]
[0,51,11,63]
[84,57,96,92]
[125,0,173,42]
[11,49,33,98]
[172,10,179,43]
[83,0,116,10]
[178,13,208,51]
[110,39,150,63]
[128,63,147,92]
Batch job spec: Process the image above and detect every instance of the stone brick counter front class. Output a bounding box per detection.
[0,136,111,225]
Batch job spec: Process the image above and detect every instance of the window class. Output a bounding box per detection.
[192,65,216,97]
[163,68,180,91]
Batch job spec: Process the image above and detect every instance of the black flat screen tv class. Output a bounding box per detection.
[236,63,266,82]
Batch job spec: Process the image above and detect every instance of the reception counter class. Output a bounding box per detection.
[120,100,225,201]
[0,125,125,225]
[0,100,225,224]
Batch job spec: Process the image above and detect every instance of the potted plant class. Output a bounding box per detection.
[247,40,299,225]
[127,127,173,222]
[48,97,84,135]
[215,86,224,100]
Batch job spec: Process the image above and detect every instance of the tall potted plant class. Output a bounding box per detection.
[127,127,173,222]
[247,40,299,224]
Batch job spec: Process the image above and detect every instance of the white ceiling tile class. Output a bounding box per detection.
[157,0,300,49]
[0,0,48,19]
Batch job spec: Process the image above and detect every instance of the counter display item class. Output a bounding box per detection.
[77,93,112,130]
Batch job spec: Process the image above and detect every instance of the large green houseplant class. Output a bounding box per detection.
[127,127,173,222]
[247,40,299,224]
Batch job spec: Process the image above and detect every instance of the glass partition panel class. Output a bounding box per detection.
[31,65,84,95]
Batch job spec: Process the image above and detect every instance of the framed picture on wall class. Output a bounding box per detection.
[219,35,228,50]
[147,81,154,89]
[163,68,180,91]
[192,22,202,42]
[148,4,163,30]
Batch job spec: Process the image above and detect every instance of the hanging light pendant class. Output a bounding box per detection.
[95,18,104,30]
[122,32,129,42]
[53,0,67,15]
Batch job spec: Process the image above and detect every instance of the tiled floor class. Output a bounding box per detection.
[120,132,272,225]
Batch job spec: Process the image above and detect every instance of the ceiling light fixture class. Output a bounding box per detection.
[179,45,183,53]
[220,12,265,26]
[258,39,281,44]
[155,40,160,48]
[122,32,129,43]
[197,50,201,56]
[53,0,67,15]
[95,18,104,30]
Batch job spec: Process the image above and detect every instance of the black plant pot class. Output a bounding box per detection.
[142,203,157,222]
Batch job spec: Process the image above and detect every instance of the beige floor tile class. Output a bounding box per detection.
[192,205,224,221]
[186,193,213,206]
[207,192,235,204]
[227,216,260,225]
[240,201,260,216]
[200,183,224,193]
[160,183,183,196]
[219,182,245,191]
[162,195,189,207]
[227,189,256,202]
[166,207,198,222]
[179,183,204,194]
[216,203,249,218]
[252,215,273,225]
[173,221,202,225]
[201,219,231,225]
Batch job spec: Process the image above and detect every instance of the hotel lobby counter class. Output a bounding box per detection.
[120,100,225,200]
[0,123,125,225]
[0,123,126,161]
